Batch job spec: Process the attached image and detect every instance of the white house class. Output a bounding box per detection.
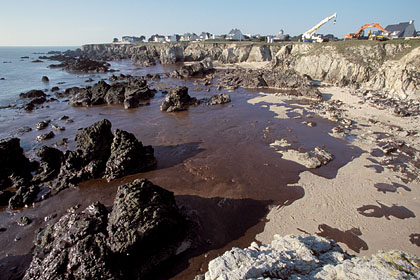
[227,28,245,40]
[180,33,199,41]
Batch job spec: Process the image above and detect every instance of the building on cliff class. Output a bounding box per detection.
[121,36,144,44]
[385,20,417,38]
[227,28,245,41]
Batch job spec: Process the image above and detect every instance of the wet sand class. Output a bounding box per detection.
[0,71,381,279]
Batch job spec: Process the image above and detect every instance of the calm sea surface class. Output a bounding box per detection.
[0,46,171,107]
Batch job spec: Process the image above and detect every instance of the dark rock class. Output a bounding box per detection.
[33,146,64,182]
[23,202,118,280]
[41,76,49,82]
[55,87,80,98]
[160,86,198,112]
[9,185,40,209]
[107,179,188,277]
[104,129,156,181]
[0,77,5,80]
[15,126,32,135]
[20,90,46,99]
[21,56,29,59]
[17,216,31,226]
[54,138,68,147]
[123,80,156,109]
[24,178,189,280]
[105,83,125,104]
[85,78,94,82]
[90,80,111,105]
[207,94,231,105]
[31,60,43,63]
[51,86,59,92]
[64,58,110,73]
[36,131,55,141]
[171,58,214,78]
[51,123,65,131]
[59,115,69,120]
[23,96,47,111]
[36,120,50,130]
[0,138,32,190]
[0,190,13,206]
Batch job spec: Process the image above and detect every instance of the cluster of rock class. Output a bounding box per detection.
[201,234,420,280]
[19,89,51,111]
[66,78,156,109]
[23,178,190,280]
[216,68,322,100]
[0,119,156,208]
[170,58,214,79]
[50,119,156,190]
[160,86,231,112]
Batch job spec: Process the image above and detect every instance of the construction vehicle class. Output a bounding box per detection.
[302,13,337,42]
[344,23,389,40]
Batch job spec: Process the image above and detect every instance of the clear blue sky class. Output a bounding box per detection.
[1,0,419,46]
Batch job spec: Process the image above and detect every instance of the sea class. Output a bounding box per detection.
[0,46,169,107]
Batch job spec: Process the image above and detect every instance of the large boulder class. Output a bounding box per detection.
[123,79,156,109]
[203,234,420,280]
[160,46,184,64]
[0,138,32,190]
[160,86,198,112]
[23,179,189,279]
[70,80,111,106]
[50,120,156,190]
[64,58,111,73]
[104,129,156,181]
[23,202,118,280]
[107,179,188,277]
[19,90,46,99]
[105,83,126,104]
[171,58,214,78]
[33,146,64,183]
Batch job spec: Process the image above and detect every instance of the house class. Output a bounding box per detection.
[226,28,245,41]
[148,34,165,42]
[180,33,199,41]
[165,34,180,42]
[121,36,142,44]
[274,30,286,41]
[385,20,417,38]
[199,32,212,41]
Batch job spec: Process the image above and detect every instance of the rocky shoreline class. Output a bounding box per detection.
[0,41,419,279]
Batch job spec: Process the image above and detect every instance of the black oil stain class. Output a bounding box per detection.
[316,224,368,253]
[357,201,415,220]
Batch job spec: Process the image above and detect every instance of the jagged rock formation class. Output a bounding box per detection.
[51,119,156,190]
[69,78,156,109]
[23,179,189,280]
[170,58,214,78]
[160,86,199,112]
[0,138,33,190]
[202,234,420,280]
[80,42,420,100]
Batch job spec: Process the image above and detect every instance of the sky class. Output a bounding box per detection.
[0,0,419,46]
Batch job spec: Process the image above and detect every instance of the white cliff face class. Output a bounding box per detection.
[82,41,420,100]
[203,234,420,280]
[369,46,420,100]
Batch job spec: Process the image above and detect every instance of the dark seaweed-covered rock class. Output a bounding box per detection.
[35,120,50,130]
[19,90,46,99]
[64,58,111,73]
[0,190,13,206]
[123,79,156,109]
[171,58,214,78]
[55,86,80,98]
[23,202,118,280]
[9,185,40,209]
[36,131,55,141]
[107,179,188,277]
[24,179,189,280]
[105,83,126,104]
[207,93,231,105]
[104,130,156,181]
[0,138,32,190]
[160,86,198,112]
[70,81,111,106]
[41,76,49,82]
[33,146,64,183]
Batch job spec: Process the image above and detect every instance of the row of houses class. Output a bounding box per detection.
[115,20,417,44]
[114,28,249,44]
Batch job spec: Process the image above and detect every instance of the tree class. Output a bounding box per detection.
[113,38,119,43]
[139,35,146,42]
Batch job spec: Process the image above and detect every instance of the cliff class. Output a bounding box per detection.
[81,41,420,100]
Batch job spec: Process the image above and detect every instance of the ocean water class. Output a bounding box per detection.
[0,46,174,107]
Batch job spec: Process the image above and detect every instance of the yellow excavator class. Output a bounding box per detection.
[344,23,389,40]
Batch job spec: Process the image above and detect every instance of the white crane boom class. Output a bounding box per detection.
[302,13,337,42]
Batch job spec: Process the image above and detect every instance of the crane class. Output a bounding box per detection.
[344,23,389,40]
[302,13,337,42]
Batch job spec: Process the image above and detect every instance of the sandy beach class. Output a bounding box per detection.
[249,86,420,256]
